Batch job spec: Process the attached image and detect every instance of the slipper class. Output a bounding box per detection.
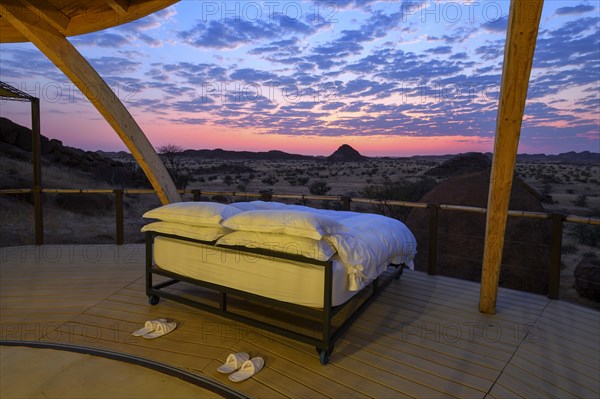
[142,321,177,339]
[132,319,167,336]
[217,352,249,374]
[229,357,264,382]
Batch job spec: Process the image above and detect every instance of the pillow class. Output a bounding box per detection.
[222,210,345,240]
[216,231,336,261]
[142,202,241,227]
[141,221,230,242]
[229,201,289,211]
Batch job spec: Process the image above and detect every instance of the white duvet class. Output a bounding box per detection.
[228,201,417,291]
[143,201,417,292]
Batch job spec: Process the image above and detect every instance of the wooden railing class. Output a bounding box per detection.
[1,187,599,300]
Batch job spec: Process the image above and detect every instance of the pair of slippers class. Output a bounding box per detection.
[132,318,177,339]
[218,352,264,382]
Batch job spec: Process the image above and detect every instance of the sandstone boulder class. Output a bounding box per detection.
[406,169,552,294]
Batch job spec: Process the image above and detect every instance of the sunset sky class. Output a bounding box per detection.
[0,0,598,156]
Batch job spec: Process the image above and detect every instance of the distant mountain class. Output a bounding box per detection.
[517,151,600,163]
[410,151,599,164]
[181,148,314,161]
[327,144,366,162]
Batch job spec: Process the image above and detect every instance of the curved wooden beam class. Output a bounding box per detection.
[480,0,544,314]
[0,0,179,43]
[1,0,181,205]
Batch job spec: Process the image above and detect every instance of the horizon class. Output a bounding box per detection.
[0,1,599,156]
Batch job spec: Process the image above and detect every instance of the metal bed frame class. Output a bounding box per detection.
[145,231,405,364]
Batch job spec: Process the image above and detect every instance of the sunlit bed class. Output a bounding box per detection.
[142,200,417,364]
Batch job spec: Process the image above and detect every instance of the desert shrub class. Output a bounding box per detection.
[261,176,277,185]
[571,224,600,247]
[573,194,588,207]
[309,181,331,195]
[561,243,578,255]
[582,251,599,259]
[297,177,309,185]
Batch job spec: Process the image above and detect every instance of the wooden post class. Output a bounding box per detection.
[1,0,181,205]
[31,98,43,245]
[427,203,439,275]
[192,190,202,202]
[114,189,124,245]
[480,0,544,314]
[548,213,564,299]
[341,196,351,211]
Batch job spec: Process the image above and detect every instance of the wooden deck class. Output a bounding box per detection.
[1,244,598,398]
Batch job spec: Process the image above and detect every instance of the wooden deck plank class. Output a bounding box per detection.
[510,351,599,397]
[486,379,526,399]
[501,363,582,398]
[516,339,600,376]
[241,331,416,398]
[2,244,599,399]
[340,329,500,383]
[489,373,536,399]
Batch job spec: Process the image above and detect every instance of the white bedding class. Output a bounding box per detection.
[144,201,417,294]
[153,236,364,307]
[225,201,417,291]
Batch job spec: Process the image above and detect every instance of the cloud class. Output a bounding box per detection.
[555,4,596,15]
[427,46,453,55]
[229,68,279,82]
[481,15,508,33]
[179,12,318,50]
[70,33,131,48]
[88,56,141,76]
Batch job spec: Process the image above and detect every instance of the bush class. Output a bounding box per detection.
[573,194,588,207]
[562,243,578,255]
[309,181,331,195]
[571,224,600,247]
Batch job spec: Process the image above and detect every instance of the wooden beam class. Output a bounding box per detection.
[1,0,181,205]
[108,0,130,16]
[1,1,178,43]
[18,0,70,34]
[480,0,544,314]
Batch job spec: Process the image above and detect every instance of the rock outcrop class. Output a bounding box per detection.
[425,152,491,179]
[0,117,149,187]
[327,144,365,162]
[406,169,552,294]
[574,255,600,302]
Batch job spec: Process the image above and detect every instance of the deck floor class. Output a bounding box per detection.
[1,244,598,399]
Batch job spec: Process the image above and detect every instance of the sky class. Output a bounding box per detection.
[0,0,599,157]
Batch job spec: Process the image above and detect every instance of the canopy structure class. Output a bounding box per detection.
[0,81,43,244]
[0,0,181,205]
[0,0,545,314]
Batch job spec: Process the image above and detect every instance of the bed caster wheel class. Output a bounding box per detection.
[316,347,331,365]
[148,295,160,305]
[319,350,330,365]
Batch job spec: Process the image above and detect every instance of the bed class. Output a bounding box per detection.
[142,200,417,364]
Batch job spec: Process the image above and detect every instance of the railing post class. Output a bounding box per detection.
[31,98,43,245]
[33,188,43,245]
[192,189,201,202]
[548,213,564,299]
[341,196,351,211]
[114,189,124,245]
[261,193,272,202]
[427,203,439,276]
